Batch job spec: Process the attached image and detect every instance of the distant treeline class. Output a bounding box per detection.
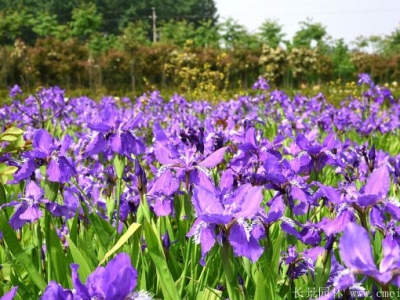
[2,38,400,95]
[1,1,400,93]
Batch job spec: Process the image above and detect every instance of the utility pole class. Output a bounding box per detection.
[151,7,157,43]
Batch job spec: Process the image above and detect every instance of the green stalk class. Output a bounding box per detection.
[221,243,239,300]
[113,155,125,234]
[137,192,151,224]
[115,177,122,234]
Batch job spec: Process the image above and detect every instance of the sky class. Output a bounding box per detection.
[215,0,400,44]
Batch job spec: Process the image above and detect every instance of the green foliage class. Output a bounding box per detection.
[0,127,25,183]
[31,12,64,39]
[257,19,286,48]
[159,20,196,47]
[292,18,327,49]
[70,3,102,41]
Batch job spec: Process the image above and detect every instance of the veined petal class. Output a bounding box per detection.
[84,133,107,157]
[233,185,263,219]
[154,142,180,165]
[103,253,138,300]
[33,129,54,156]
[229,221,263,263]
[71,264,91,299]
[339,223,378,276]
[42,282,72,300]
[192,186,230,224]
[362,165,390,198]
[199,147,228,168]
[187,220,216,266]
[25,181,44,200]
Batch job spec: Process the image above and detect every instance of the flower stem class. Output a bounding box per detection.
[221,243,240,300]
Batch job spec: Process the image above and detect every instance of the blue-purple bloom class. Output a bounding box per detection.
[14,129,76,183]
[187,182,265,264]
[83,106,144,158]
[335,222,400,293]
[42,253,140,300]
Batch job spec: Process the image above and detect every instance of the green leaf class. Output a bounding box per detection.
[66,237,95,283]
[87,212,115,251]
[2,127,24,136]
[0,166,18,175]
[198,287,223,300]
[99,222,141,265]
[144,219,180,300]
[113,155,125,179]
[0,135,19,142]
[44,179,59,202]
[45,211,70,287]
[314,252,331,290]
[0,213,46,290]
[0,182,6,205]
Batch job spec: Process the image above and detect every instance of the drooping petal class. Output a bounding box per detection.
[148,169,179,196]
[84,133,107,157]
[187,220,216,266]
[41,282,72,300]
[59,135,73,156]
[47,159,63,183]
[13,159,37,182]
[190,168,216,192]
[71,264,91,299]
[192,186,230,224]
[229,221,263,263]
[379,235,400,275]
[19,205,43,222]
[233,186,263,219]
[339,223,378,276]
[110,133,123,155]
[25,181,44,200]
[103,253,138,300]
[369,206,385,229]
[264,195,285,223]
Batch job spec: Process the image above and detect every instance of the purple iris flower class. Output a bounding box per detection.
[358,73,374,87]
[289,133,338,173]
[9,84,22,99]
[83,106,144,158]
[337,222,400,290]
[42,253,138,300]
[252,76,270,91]
[153,141,227,191]
[1,181,48,229]
[187,182,265,264]
[14,129,76,183]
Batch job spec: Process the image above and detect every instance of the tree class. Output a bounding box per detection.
[0,9,32,45]
[257,19,285,48]
[220,18,248,49]
[292,18,327,49]
[70,3,102,41]
[382,29,400,55]
[193,19,220,48]
[159,20,196,47]
[31,11,67,39]
[331,38,355,79]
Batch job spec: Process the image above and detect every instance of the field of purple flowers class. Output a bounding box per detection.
[0,74,400,300]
